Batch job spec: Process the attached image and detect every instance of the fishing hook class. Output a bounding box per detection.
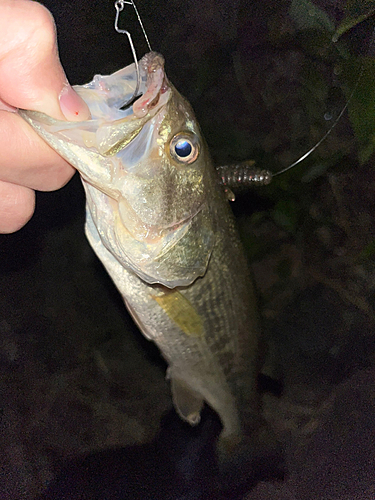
[114,0,152,107]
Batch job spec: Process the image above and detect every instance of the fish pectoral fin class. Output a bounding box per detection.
[170,377,204,426]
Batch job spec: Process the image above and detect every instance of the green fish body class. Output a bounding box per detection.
[20,52,262,451]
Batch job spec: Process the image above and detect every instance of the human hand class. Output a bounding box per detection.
[0,0,90,233]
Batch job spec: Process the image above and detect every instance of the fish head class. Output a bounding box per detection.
[20,52,219,287]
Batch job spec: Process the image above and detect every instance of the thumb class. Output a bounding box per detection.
[0,0,90,121]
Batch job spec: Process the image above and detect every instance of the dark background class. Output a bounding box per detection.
[1,1,375,498]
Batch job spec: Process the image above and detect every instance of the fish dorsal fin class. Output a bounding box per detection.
[170,376,204,426]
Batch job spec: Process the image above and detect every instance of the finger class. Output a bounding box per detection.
[0,0,90,121]
[0,179,35,234]
[0,110,75,191]
[0,96,16,112]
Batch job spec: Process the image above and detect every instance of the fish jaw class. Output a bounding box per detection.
[19,52,218,287]
[83,180,215,287]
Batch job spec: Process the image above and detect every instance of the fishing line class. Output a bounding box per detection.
[272,21,375,178]
[220,19,375,191]
[217,19,375,193]
[114,0,152,108]
[113,1,374,188]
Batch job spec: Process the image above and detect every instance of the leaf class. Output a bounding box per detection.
[341,57,375,163]
[358,238,375,260]
[271,199,300,233]
[333,0,375,41]
[301,162,331,182]
[289,0,335,33]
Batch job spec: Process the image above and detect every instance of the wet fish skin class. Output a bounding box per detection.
[19,52,262,451]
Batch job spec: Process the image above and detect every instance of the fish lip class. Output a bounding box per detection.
[133,52,169,118]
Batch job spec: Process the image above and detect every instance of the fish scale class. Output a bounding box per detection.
[19,51,262,454]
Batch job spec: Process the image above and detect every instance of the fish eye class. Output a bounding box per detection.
[169,132,199,164]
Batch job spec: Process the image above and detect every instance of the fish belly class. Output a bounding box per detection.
[85,201,261,445]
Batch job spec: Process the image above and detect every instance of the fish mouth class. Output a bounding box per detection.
[19,52,215,288]
[132,52,170,118]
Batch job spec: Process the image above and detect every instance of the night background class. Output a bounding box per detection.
[1,0,375,498]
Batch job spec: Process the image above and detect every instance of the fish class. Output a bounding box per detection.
[19,51,263,454]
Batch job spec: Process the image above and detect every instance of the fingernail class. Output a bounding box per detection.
[59,84,90,121]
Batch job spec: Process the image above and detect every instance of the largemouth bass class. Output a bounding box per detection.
[20,52,262,451]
